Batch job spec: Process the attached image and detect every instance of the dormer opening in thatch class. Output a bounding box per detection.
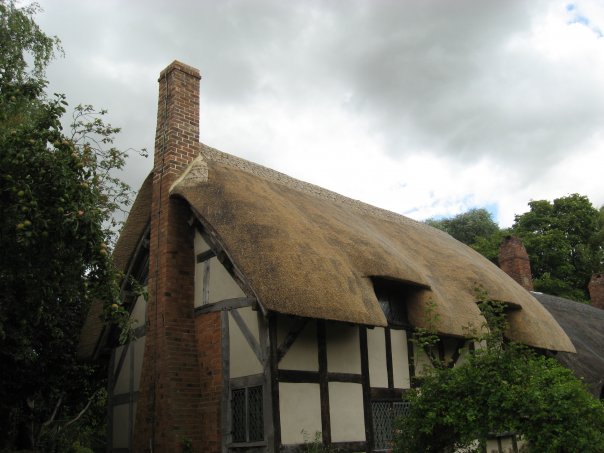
[371,277,428,328]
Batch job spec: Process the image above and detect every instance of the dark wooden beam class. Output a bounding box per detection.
[196,249,216,263]
[278,369,320,383]
[385,327,394,389]
[194,297,256,315]
[258,314,274,453]
[220,310,231,453]
[276,370,363,384]
[269,315,281,451]
[317,320,331,446]
[369,387,407,401]
[327,373,362,384]
[202,259,210,305]
[359,327,373,453]
[406,330,415,380]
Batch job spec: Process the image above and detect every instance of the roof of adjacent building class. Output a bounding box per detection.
[533,292,604,398]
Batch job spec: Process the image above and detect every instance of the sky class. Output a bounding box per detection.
[36,0,604,227]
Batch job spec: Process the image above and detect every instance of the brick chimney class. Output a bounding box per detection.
[134,61,208,452]
[498,236,534,291]
[589,273,604,309]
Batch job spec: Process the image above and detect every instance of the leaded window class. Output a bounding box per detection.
[231,385,264,443]
[372,400,410,450]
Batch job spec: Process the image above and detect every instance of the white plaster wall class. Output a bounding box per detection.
[194,260,205,308]
[391,329,410,389]
[279,383,322,445]
[113,345,129,395]
[229,310,263,378]
[326,323,361,374]
[112,403,129,448]
[130,293,146,328]
[367,327,388,388]
[132,336,145,391]
[194,232,211,308]
[328,383,365,442]
[278,317,318,371]
[194,231,211,255]
[208,256,246,303]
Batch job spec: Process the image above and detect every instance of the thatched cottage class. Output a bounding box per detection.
[79,61,584,453]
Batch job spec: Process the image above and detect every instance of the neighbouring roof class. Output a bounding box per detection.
[77,173,153,359]
[165,144,574,353]
[533,292,604,397]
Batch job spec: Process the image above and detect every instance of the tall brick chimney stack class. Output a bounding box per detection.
[498,236,534,291]
[589,273,604,309]
[134,61,205,452]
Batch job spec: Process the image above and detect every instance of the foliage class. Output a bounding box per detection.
[393,296,604,453]
[426,196,604,301]
[425,208,506,263]
[512,194,603,301]
[0,1,139,450]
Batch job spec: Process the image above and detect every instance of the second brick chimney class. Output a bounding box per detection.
[589,273,604,309]
[498,236,534,291]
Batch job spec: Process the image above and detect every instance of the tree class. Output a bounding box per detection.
[425,208,505,262]
[0,1,136,449]
[394,297,604,453]
[512,194,603,301]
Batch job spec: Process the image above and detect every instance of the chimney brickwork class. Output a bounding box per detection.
[134,61,222,452]
[589,273,604,310]
[498,236,534,291]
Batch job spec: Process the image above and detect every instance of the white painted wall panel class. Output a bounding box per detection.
[278,317,318,371]
[112,403,130,448]
[130,293,147,328]
[229,311,263,378]
[208,256,245,303]
[113,345,129,395]
[391,329,410,389]
[194,260,205,308]
[279,383,322,445]
[194,231,211,254]
[132,336,145,391]
[367,327,388,388]
[326,323,360,374]
[328,383,365,442]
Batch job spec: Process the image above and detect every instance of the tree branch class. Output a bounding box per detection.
[62,395,94,430]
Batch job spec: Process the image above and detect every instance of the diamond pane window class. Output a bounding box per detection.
[231,385,264,443]
[372,400,410,450]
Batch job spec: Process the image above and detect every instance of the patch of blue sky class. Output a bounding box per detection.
[483,203,500,224]
[566,4,603,37]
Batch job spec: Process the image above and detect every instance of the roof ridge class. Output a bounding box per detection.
[199,142,424,227]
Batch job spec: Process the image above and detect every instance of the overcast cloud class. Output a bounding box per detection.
[37,0,604,226]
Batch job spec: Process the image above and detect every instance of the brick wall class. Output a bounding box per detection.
[133,61,222,452]
[195,312,223,452]
[589,273,604,310]
[498,236,534,291]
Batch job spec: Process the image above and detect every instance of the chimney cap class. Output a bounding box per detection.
[158,60,201,81]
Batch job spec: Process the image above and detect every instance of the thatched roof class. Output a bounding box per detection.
[168,144,574,353]
[533,292,604,397]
